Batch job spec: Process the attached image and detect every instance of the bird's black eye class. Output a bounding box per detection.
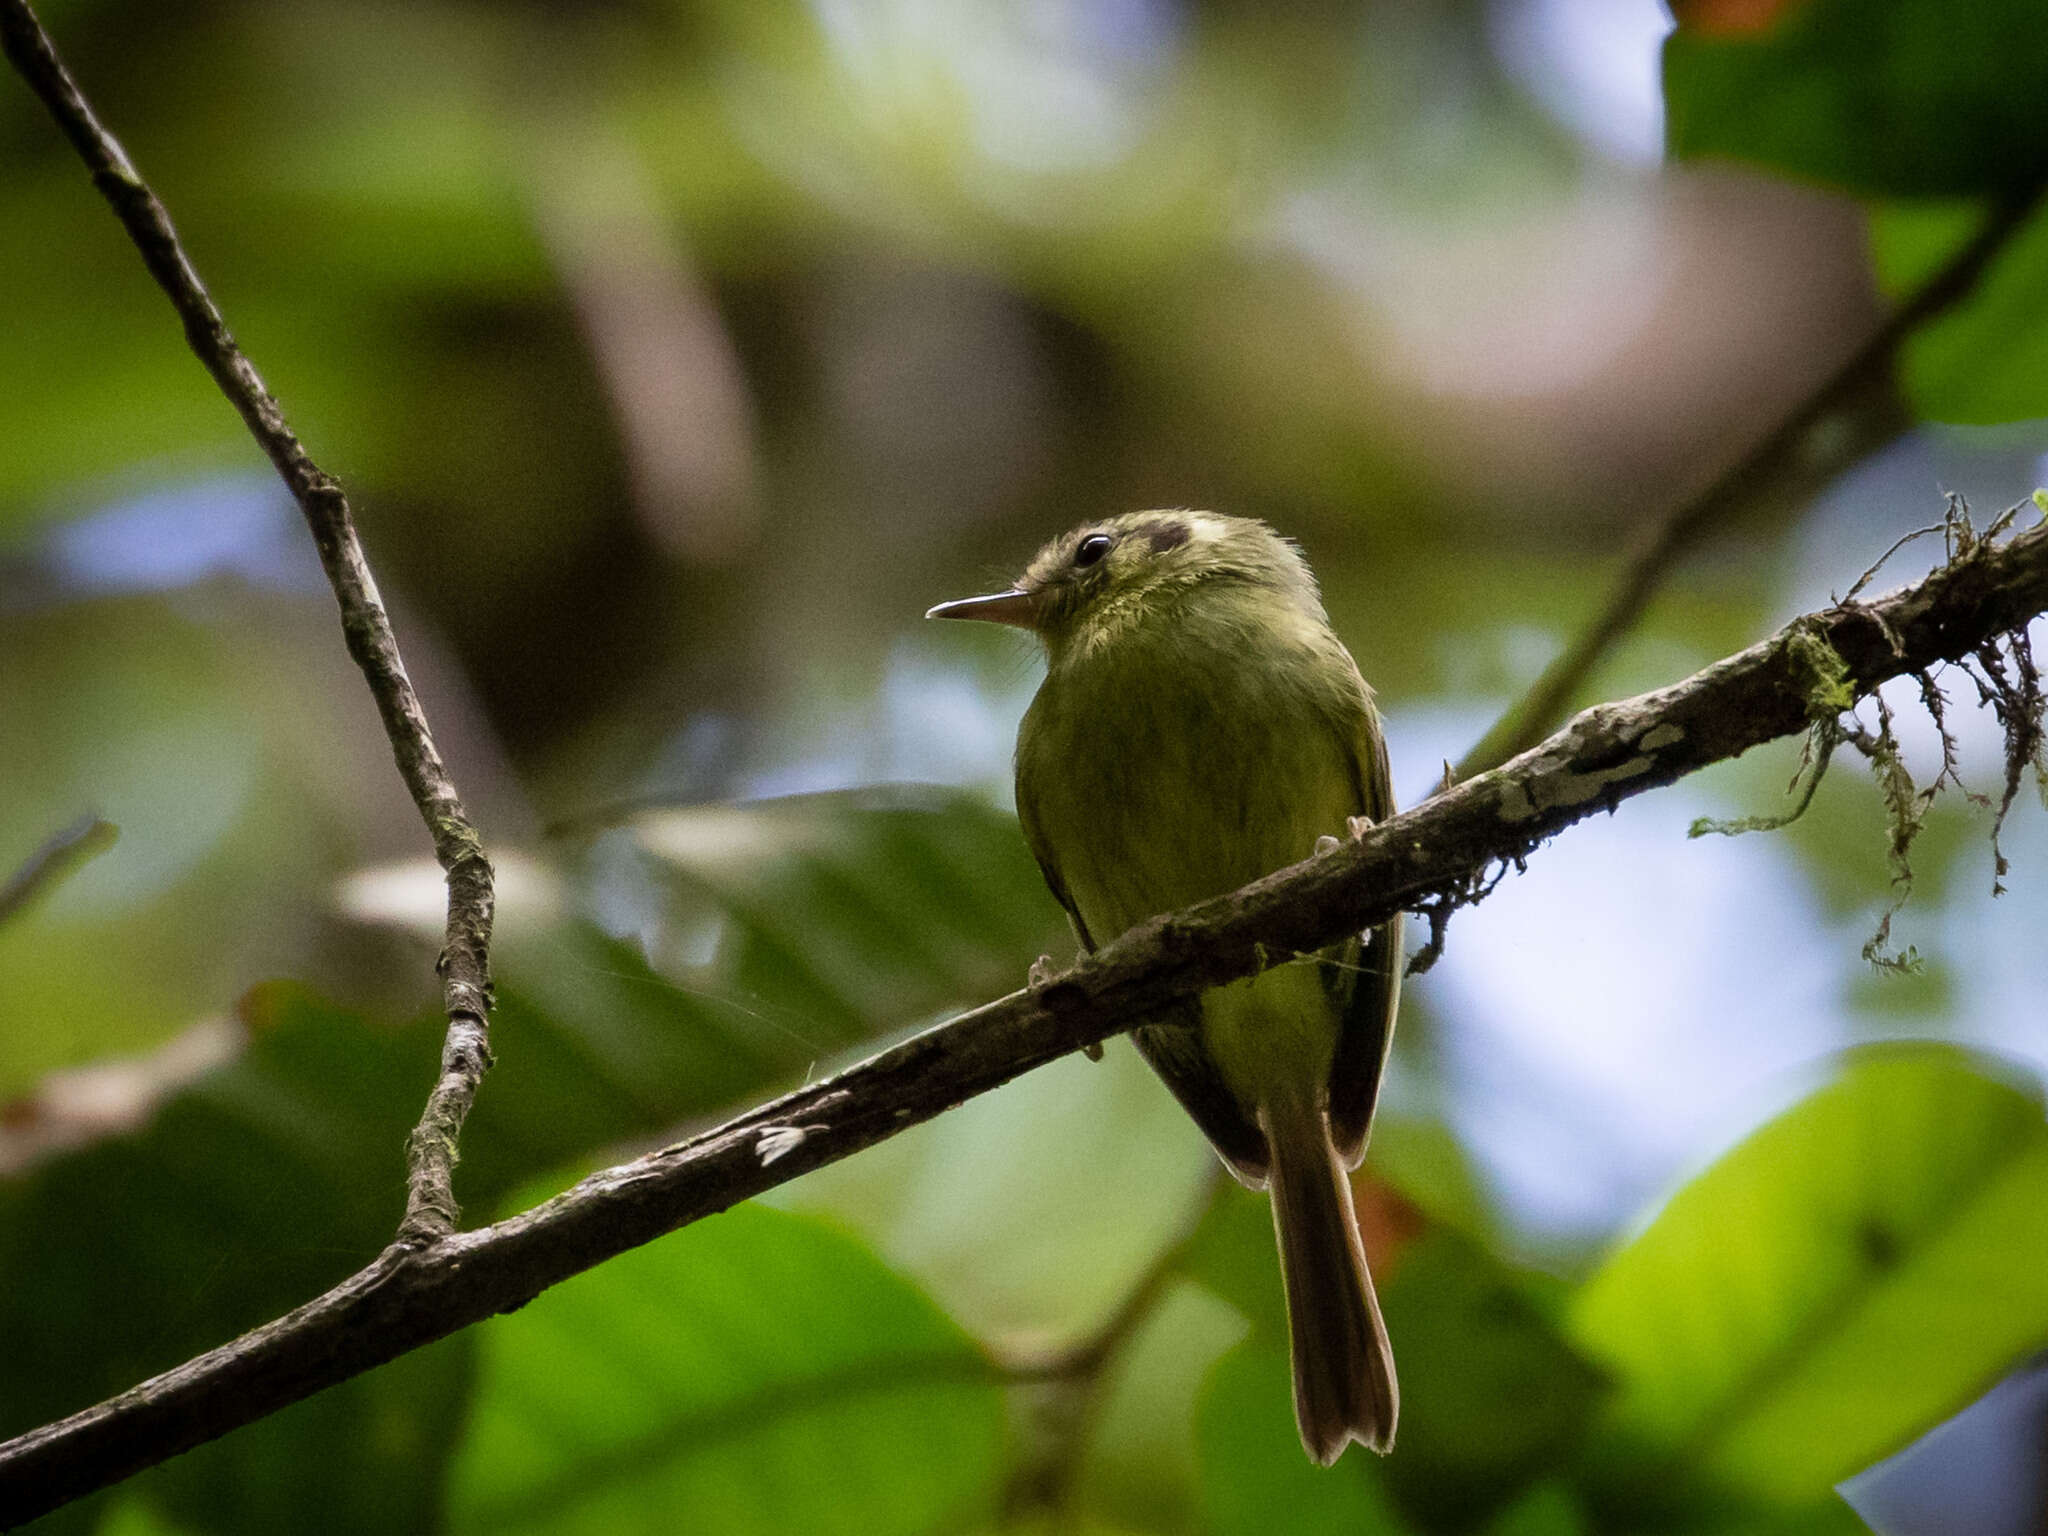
[1073,534,1113,569]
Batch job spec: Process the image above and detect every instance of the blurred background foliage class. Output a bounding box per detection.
[4,0,2048,1531]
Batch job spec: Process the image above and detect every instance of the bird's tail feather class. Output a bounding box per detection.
[1265,1094,1398,1462]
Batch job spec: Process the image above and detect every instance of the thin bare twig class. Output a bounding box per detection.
[5,512,2046,1524]
[1456,181,2048,782]
[0,816,116,929]
[995,1166,1227,1516]
[0,0,495,1245]
[1027,1166,1228,1386]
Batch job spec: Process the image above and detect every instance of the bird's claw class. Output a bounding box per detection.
[1315,817,1375,858]
[1031,952,1103,1061]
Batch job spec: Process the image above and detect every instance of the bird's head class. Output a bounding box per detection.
[926,511,1321,658]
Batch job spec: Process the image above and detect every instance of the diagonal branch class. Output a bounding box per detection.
[4,513,2045,1525]
[1456,180,2048,780]
[0,816,117,929]
[0,0,495,1245]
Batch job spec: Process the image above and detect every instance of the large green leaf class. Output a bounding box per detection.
[0,987,434,1440]
[414,787,1060,1204]
[1,986,468,1536]
[444,1201,1004,1536]
[1570,1046,2048,1509]
[458,922,826,1189]
[1662,2,2048,197]
[1375,1232,1607,1532]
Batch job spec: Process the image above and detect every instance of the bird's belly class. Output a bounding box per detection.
[1044,682,1355,941]
[1028,668,1359,1107]
[1200,959,1342,1106]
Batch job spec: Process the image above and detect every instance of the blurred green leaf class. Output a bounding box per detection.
[0,167,247,524]
[1366,1113,1500,1243]
[146,1338,476,1536]
[1377,1232,1608,1532]
[0,599,309,1092]
[422,787,1067,1226]
[0,986,434,1441]
[1478,1481,1587,1536]
[1180,1182,1287,1342]
[460,923,818,1195]
[630,787,1064,1043]
[1195,1339,1413,1536]
[1570,1046,2048,1509]
[1875,199,2048,425]
[655,800,1216,1355]
[1663,2,2048,197]
[444,1201,1004,1536]
[0,985,469,1535]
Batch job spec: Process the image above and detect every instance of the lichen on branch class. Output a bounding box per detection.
[1689,495,2048,970]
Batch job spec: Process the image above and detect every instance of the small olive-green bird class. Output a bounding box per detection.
[928,510,1402,1463]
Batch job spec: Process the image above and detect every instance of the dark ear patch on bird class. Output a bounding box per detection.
[1146,519,1192,554]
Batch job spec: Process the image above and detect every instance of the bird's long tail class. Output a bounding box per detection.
[1264,1091,1398,1462]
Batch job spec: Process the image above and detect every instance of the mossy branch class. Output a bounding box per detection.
[1687,495,2048,969]
[0,817,118,929]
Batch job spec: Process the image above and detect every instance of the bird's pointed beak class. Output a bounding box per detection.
[925,588,1038,629]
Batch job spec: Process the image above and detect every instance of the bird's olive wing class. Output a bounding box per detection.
[1132,1013,1271,1181]
[1015,785,1095,952]
[1018,761,1271,1177]
[1326,689,1403,1167]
